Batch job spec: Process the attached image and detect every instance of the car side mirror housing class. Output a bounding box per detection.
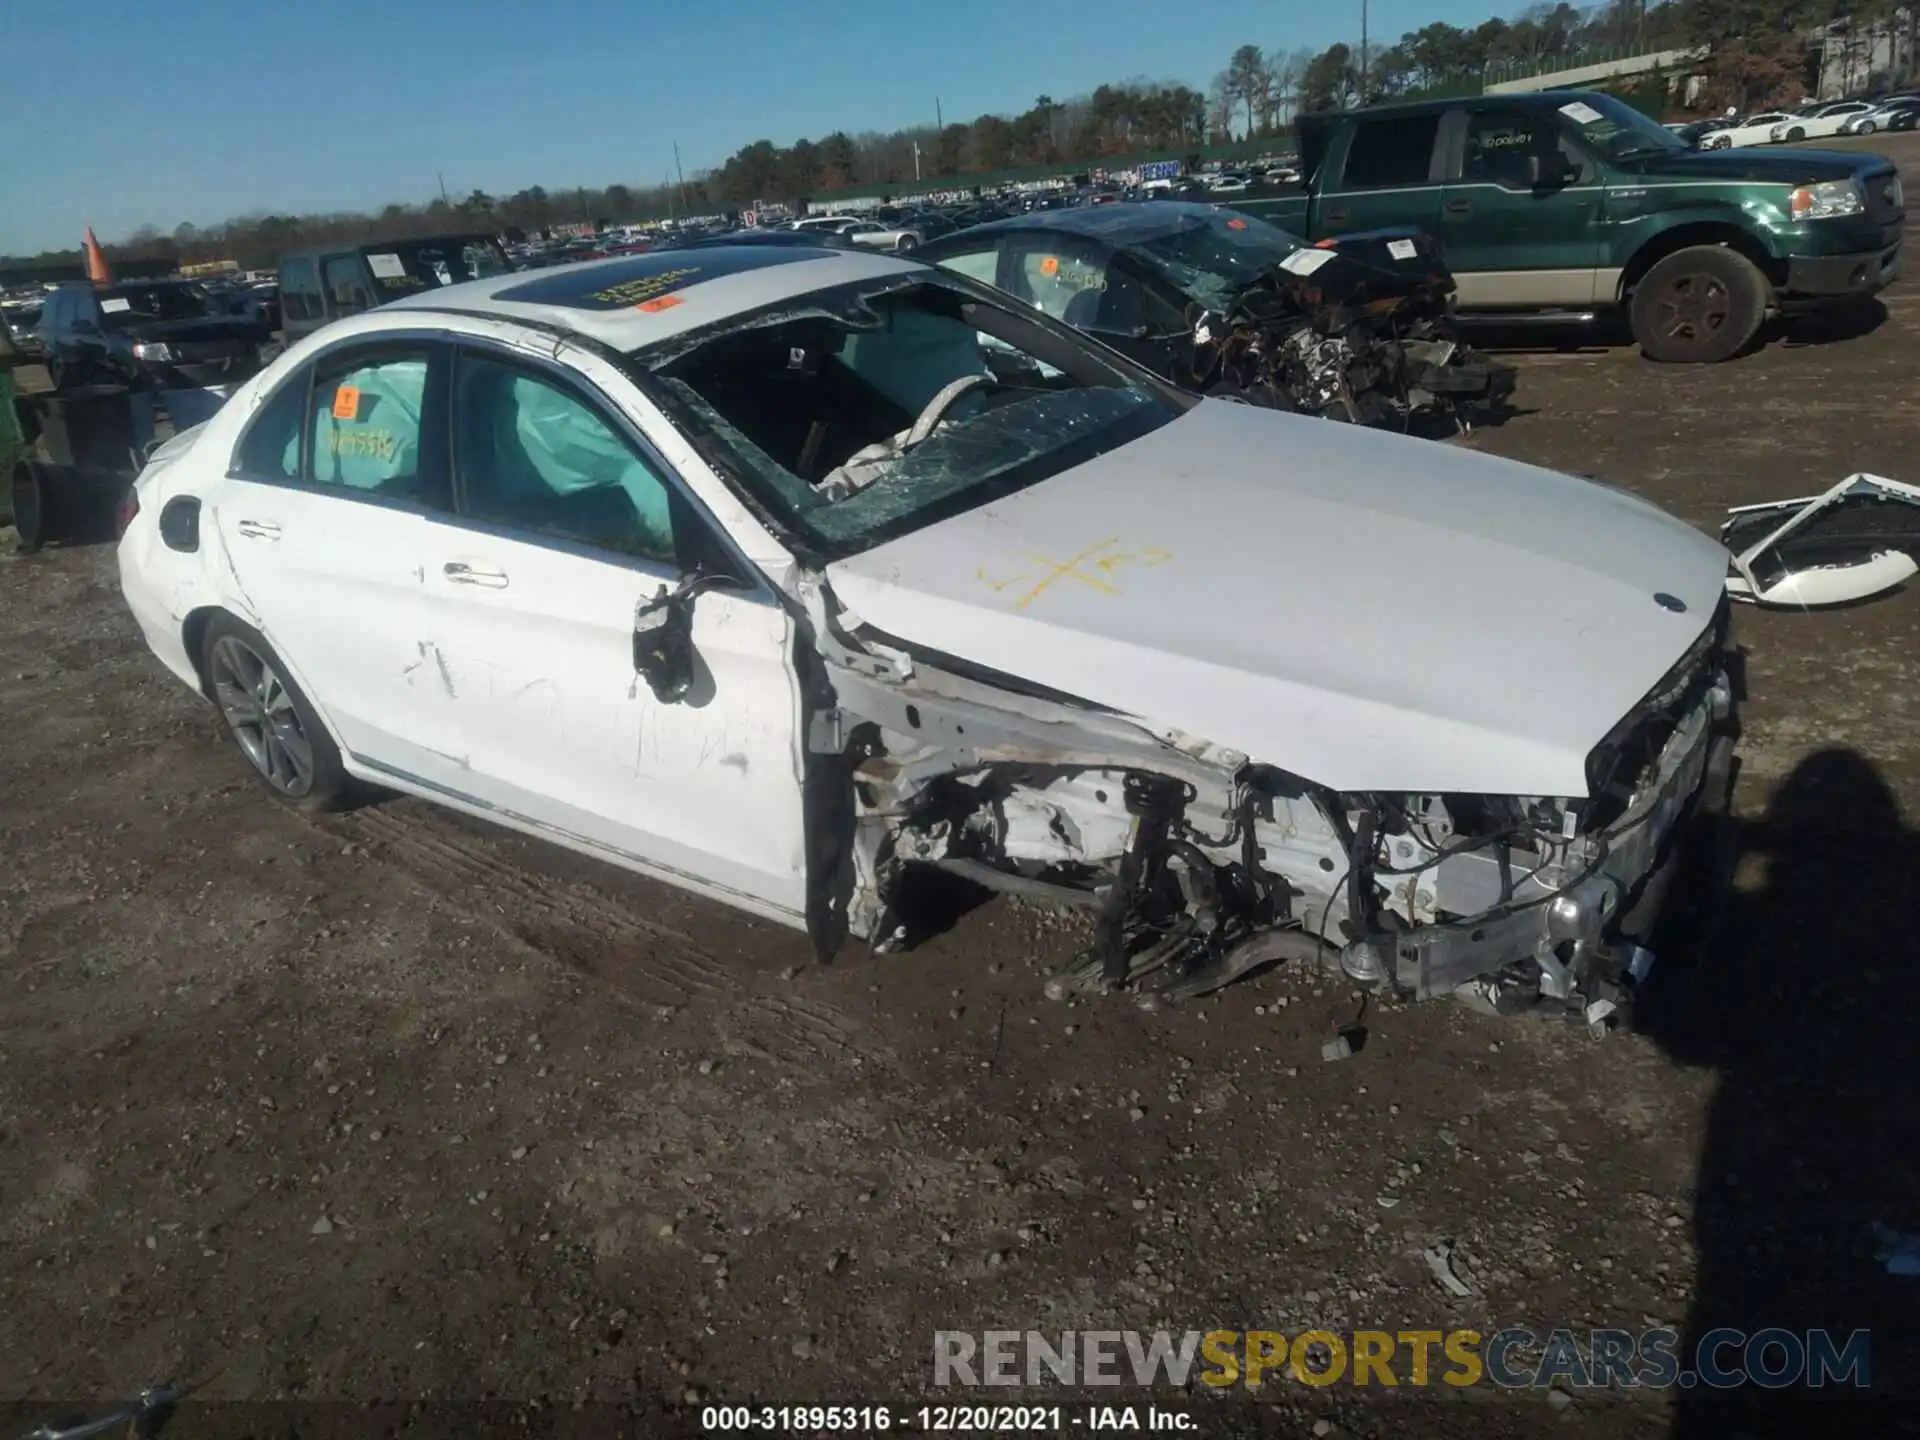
[631,571,733,703]
[1526,152,1576,189]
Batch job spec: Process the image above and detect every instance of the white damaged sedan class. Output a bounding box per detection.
[119,245,1738,1022]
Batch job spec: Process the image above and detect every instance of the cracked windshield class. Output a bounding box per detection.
[648,277,1180,554]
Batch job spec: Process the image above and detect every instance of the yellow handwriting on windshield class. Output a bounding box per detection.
[977,536,1174,611]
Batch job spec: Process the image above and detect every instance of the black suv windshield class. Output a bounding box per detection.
[362,238,513,297]
[638,276,1187,559]
[1129,210,1306,309]
[96,283,213,329]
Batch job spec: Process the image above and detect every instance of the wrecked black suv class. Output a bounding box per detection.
[37,280,270,393]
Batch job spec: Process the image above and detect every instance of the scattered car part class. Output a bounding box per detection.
[1423,1240,1476,1297]
[1723,473,1920,607]
[17,1373,212,1440]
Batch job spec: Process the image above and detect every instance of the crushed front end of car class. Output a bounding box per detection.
[801,583,1739,1033]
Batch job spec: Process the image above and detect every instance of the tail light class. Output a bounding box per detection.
[115,486,140,539]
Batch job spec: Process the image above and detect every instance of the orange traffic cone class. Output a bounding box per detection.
[83,227,113,285]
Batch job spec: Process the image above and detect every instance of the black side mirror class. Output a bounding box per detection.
[632,571,733,703]
[1527,152,1574,188]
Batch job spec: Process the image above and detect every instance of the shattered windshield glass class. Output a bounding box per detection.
[1129,211,1306,310]
[638,276,1184,558]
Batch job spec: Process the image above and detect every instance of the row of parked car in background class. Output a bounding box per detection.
[7,78,1905,432]
[1671,92,1920,149]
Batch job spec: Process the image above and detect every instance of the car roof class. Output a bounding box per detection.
[385,244,924,351]
[926,200,1231,247]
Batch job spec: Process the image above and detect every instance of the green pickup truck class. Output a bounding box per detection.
[1235,89,1905,362]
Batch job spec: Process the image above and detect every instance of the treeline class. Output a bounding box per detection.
[7,0,1910,273]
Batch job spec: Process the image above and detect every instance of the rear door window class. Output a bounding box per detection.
[232,366,310,480]
[1339,114,1443,189]
[1005,238,1112,325]
[929,242,1003,287]
[308,347,439,502]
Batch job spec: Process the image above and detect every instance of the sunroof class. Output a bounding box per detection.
[495,246,841,311]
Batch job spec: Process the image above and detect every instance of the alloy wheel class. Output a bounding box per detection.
[1652,272,1731,350]
[208,635,315,797]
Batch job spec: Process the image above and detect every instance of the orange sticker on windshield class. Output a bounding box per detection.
[636,294,684,313]
[1039,256,1060,277]
[331,385,360,420]
[1226,217,1248,230]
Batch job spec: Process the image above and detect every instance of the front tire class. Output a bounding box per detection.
[199,614,353,810]
[1630,245,1768,364]
[1785,126,1806,142]
[1857,120,1877,134]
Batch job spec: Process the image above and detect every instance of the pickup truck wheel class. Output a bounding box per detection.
[1630,246,1767,364]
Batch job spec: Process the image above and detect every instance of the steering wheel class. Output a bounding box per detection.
[901,372,997,450]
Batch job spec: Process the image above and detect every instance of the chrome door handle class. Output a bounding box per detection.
[235,519,281,540]
[443,561,509,589]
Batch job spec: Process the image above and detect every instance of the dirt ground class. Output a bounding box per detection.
[5,138,1920,1440]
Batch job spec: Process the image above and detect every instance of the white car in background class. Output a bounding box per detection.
[1702,111,1797,148]
[1772,101,1876,142]
[1838,99,1920,134]
[790,216,868,236]
[116,244,1736,1019]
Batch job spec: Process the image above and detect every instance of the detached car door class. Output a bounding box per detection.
[212,337,465,782]
[1442,105,1606,310]
[416,342,810,920]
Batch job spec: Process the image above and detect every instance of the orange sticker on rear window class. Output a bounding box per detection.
[1226,217,1248,229]
[636,294,684,313]
[331,385,360,420]
[1039,256,1059,277]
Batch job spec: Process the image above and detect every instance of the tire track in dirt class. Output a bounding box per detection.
[326,802,878,1071]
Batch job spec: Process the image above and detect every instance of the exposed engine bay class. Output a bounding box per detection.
[1189,230,1517,432]
[801,583,1737,1030]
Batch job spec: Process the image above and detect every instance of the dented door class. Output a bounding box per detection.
[412,536,809,917]
[212,339,459,777]
[407,344,810,919]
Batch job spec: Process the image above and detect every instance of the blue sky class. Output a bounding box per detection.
[1,0,1498,255]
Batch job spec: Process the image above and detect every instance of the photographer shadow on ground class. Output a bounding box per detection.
[1643,747,1920,1437]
